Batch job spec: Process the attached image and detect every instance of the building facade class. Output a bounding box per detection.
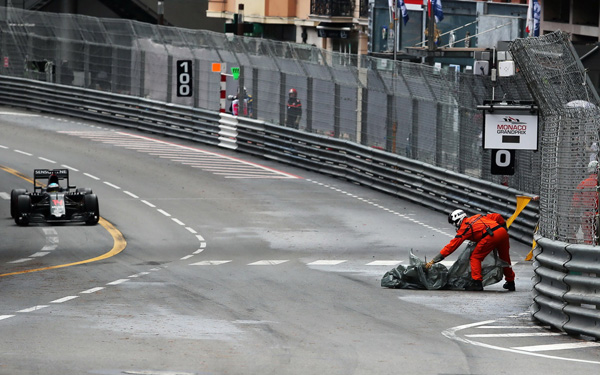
[206,0,528,59]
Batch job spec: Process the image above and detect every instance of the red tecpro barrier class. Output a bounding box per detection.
[220,73,227,113]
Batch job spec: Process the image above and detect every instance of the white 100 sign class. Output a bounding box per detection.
[176,60,193,97]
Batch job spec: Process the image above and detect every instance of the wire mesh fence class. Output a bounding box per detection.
[0,7,540,199]
[511,31,600,244]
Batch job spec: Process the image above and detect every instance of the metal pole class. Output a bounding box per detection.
[427,0,435,52]
[237,4,244,36]
[157,1,164,25]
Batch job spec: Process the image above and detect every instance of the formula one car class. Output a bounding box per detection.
[11,169,100,226]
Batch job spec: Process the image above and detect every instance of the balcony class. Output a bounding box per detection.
[311,0,355,17]
[359,0,368,18]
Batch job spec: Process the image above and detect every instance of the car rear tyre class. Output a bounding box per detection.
[84,194,99,225]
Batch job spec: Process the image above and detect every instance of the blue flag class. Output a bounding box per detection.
[526,0,540,37]
[430,0,444,23]
[399,0,409,26]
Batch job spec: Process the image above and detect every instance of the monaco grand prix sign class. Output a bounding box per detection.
[483,110,539,151]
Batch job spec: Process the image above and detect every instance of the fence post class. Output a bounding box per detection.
[280,72,286,126]
[334,82,340,138]
[386,93,393,151]
[436,103,443,165]
[306,76,313,132]
[411,98,419,159]
[139,51,145,98]
[166,54,173,103]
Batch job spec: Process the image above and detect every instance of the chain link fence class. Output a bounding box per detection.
[511,31,600,244]
[0,7,539,197]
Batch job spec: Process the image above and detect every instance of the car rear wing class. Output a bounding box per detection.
[33,168,74,191]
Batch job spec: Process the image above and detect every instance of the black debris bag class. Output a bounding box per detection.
[381,242,508,290]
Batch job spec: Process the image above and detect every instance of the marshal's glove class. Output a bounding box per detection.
[425,253,444,269]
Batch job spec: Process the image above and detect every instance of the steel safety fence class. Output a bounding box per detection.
[510,31,600,339]
[0,6,540,198]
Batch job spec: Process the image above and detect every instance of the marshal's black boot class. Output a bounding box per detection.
[465,279,484,291]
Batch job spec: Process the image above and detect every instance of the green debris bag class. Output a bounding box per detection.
[381,242,508,290]
[381,250,448,290]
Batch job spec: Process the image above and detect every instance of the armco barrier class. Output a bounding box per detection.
[0,75,537,244]
[232,115,538,244]
[532,236,600,339]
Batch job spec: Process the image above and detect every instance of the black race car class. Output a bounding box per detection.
[11,169,100,226]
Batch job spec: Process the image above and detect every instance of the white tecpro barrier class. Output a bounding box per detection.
[218,113,239,150]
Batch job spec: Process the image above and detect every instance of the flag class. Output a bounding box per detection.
[429,0,444,23]
[526,0,541,37]
[389,0,410,25]
[399,0,409,26]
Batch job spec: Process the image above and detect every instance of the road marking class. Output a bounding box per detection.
[18,305,49,313]
[61,130,301,179]
[443,320,600,365]
[366,260,402,266]
[124,191,139,198]
[513,342,600,352]
[107,279,129,285]
[29,252,50,257]
[180,255,194,260]
[141,200,156,208]
[38,157,56,163]
[0,192,9,199]
[15,150,32,156]
[477,325,549,329]
[51,296,79,303]
[8,258,31,264]
[61,164,79,171]
[0,111,39,116]
[157,209,171,217]
[248,260,289,266]
[0,315,15,320]
[465,332,564,338]
[103,181,120,189]
[84,172,100,180]
[81,287,105,294]
[190,260,231,266]
[172,218,185,226]
[185,227,197,234]
[308,260,347,266]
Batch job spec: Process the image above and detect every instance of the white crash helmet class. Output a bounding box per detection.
[588,160,598,174]
[448,209,467,229]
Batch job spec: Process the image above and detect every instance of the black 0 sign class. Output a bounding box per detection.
[491,149,515,175]
[177,60,192,97]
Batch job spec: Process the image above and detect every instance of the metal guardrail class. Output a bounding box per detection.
[0,75,538,244]
[0,76,220,146]
[532,236,600,339]
[229,114,538,244]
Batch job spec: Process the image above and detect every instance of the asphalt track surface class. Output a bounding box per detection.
[1,107,599,374]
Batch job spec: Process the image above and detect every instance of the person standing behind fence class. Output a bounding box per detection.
[286,88,302,129]
[571,160,599,244]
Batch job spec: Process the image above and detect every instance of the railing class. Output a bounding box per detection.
[532,236,600,339]
[359,0,369,18]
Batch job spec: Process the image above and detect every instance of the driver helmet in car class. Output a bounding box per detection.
[47,182,60,192]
